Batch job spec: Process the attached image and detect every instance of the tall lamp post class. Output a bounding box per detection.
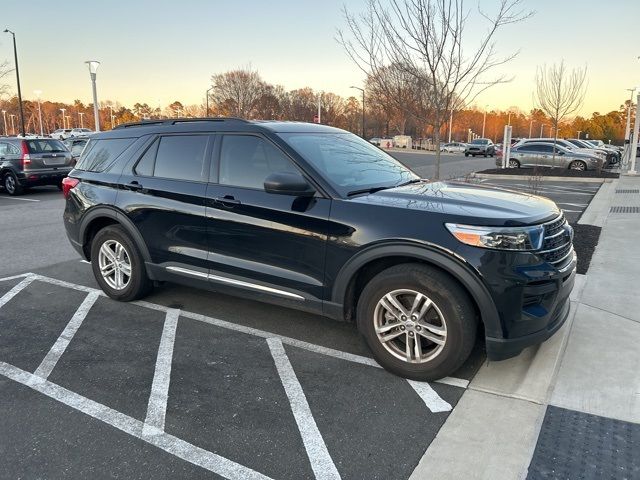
[577,130,582,140]
[540,124,545,137]
[4,29,26,137]
[108,105,115,129]
[34,90,43,136]
[482,105,488,137]
[60,108,66,129]
[79,112,85,128]
[350,85,365,138]
[85,60,101,131]
[205,86,214,117]
[2,110,7,136]
[9,114,16,135]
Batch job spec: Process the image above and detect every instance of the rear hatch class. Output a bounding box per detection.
[23,139,74,169]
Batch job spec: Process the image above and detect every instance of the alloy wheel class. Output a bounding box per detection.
[5,174,16,194]
[373,289,447,364]
[98,239,132,290]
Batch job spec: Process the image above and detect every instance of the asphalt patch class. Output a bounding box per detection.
[0,378,220,480]
[165,316,314,480]
[0,280,87,372]
[48,296,166,421]
[285,345,464,480]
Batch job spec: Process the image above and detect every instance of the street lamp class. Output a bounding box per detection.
[350,85,365,138]
[4,29,26,136]
[482,105,488,137]
[34,90,43,136]
[540,124,545,137]
[577,130,582,139]
[205,86,214,117]
[107,105,115,129]
[66,115,72,128]
[85,60,101,131]
[79,112,85,128]
[529,119,534,138]
[1,110,7,136]
[624,87,636,144]
[9,114,16,135]
[60,108,66,129]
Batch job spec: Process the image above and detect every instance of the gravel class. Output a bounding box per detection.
[570,223,602,274]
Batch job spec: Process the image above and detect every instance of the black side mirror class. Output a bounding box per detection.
[264,172,315,197]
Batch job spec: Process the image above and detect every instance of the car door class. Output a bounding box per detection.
[205,133,330,303]
[117,133,213,274]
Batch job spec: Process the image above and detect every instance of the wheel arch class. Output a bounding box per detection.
[331,242,501,337]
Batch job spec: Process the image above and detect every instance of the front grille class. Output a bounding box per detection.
[537,213,574,268]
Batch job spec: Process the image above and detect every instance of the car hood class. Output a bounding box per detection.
[350,181,560,226]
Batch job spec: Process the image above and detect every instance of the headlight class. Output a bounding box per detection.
[445,223,544,251]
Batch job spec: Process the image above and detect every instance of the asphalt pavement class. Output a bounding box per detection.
[389,150,495,179]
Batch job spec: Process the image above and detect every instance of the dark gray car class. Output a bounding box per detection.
[0,137,74,195]
[500,142,602,170]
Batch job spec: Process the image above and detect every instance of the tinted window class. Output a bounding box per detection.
[219,135,298,189]
[517,145,540,152]
[0,142,8,156]
[134,140,158,177]
[154,135,209,182]
[279,132,417,196]
[523,144,553,153]
[25,139,67,153]
[75,138,135,172]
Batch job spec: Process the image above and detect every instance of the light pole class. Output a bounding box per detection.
[66,115,72,128]
[482,105,488,137]
[577,130,582,139]
[540,124,545,137]
[79,112,85,128]
[4,29,26,136]
[448,107,453,143]
[630,91,640,174]
[624,87,636,144]
[507,111,511,125]
[206,86,214,117]
[350,85,365,138]
[33,90,44,136]
[1,110,6,136]
[85,60,101,131]
[317,92,322,124]
[529,119,534,138]
[9,114,16,135]
[108,105,114,129]
[60,108,66,129]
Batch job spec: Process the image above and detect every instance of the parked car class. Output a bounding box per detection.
[62,118,575,381]
[69,128,94,138]
[0,137,74,195]
[440,142,466,153]
[499,142,602,170]
[464,138,495,157]
[369,137,382,146]
[566,138,619,165]
[50,129,72,140]
[63,137,89,162]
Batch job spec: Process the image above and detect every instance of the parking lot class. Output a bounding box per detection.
[0,177,601,479]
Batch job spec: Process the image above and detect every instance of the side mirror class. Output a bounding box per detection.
[264,172,315,197]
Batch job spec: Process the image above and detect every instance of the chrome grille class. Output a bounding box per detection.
[538,213,574,268]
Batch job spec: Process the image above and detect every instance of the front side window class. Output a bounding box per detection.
[279,132,417,196]
[219,135,299,190]
[75,138,135,172]
[151,135,209,182]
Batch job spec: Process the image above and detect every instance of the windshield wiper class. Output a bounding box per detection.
[395,179,422,187]
[346,185,395,197]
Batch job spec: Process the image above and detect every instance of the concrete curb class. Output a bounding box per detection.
[577,179,619,226]
[470,173,614,183]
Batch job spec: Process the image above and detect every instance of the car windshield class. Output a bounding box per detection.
[279,132,418,197]
[471,139,487,145]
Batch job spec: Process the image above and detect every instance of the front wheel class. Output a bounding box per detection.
[569,160,586,171]
[357,264,477,381]
[90,225,152,301]
[508,159,520,168]
[464,153,469,157]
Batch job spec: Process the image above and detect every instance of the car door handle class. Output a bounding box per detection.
[214,195,241,208]
[126,181,144,192]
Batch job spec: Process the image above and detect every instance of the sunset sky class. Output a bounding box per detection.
[1,0,638,115]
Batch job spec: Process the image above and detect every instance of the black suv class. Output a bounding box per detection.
[1,137,74,195]
[62,119,575,380]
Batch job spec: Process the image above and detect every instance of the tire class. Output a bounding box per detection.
[356,263,477,381]
[569,160,586,171]
[483,153,487,157]
[464,153,469,157]
[90,225,152,301]
[3,171,24,196]
[472,154,476,157]
[508,159,520,168]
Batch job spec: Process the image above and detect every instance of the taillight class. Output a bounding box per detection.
[20,141,31,169]
[61,177,80,198]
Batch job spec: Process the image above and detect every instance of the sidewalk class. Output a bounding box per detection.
[411,175,640,479]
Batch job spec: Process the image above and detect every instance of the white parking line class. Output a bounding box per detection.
[34,291,100,379]
[267,338,341,480]
[143,308,180,437]
[0,272,470,390]
[0,275,35,308]
[407,380,452,413]
[0,362,272,480]
[0,196,40,202]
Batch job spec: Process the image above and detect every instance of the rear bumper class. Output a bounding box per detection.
[18,169,71,186]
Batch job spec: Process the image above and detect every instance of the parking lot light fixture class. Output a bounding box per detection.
[1,110,7,136]
[629,91,640,175]
[540,124,545,137]
[9,113,16,135]
[34,90,44,136]
[206,86,214,117]
[4,29,26,137]
[60,108,66,129]
[85,60,101,132]
[577,130,582,139]
[79,112,84,128]
[482,105,488,137]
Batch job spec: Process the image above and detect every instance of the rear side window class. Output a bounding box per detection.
[25,139,67,153]
[134,135,209,182]
[76,138,135,172]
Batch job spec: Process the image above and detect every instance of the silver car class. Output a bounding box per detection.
[502,142,602,170]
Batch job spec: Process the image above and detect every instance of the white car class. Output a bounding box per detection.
[440,142,467,153]
[50,129,72,140]
[69,128,94,138]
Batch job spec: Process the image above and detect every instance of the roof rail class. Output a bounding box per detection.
[113,117,251,130]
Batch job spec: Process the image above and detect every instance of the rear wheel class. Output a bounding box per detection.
[508,159,520,168]
[90,225,152,301]
[569,160,586,171]
[464,153,469,157]
[3,171,23,196]
[356,264,477,381]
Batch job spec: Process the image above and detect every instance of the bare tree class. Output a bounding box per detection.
[210,67,267,119]
[338,0,532,179]
[0,60,13,99]
[535,61,587,163]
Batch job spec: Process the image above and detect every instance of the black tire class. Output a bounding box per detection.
[3,171,24,196]
[483,153,487,157]
[464,153,469,157]
[90,225,152,301]
[356,263,477,381]
[569,160,586,171]
[508,159,520,168]
[472,154,476,157]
